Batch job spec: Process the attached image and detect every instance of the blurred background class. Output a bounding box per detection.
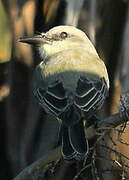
[1,0,129,179]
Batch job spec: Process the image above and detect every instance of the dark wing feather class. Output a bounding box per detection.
[75,77,108,112]
[47,81,66,99]
[33,80,68,116]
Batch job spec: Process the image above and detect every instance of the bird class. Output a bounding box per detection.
[18,25,109,160]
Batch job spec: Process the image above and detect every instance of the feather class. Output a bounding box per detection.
[33,80,69,116]
[62,125,76,159]
[75,77,108,112]
[62,113,88,160]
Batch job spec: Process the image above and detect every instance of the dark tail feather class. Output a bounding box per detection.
[62,125,76,159]
[62,121,89,160]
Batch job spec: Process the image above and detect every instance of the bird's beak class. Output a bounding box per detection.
[18,34,51,45]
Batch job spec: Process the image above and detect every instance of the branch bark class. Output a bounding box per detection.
[13,103,129,180]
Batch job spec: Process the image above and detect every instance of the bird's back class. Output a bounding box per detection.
[33,48,108,118]
[39,48,109,92]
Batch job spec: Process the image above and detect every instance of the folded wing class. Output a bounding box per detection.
[75,77,108,112]
[33,80,68,116]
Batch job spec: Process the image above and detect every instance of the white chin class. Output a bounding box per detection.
[39,46,46,59]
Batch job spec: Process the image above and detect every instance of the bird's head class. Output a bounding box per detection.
[18,25,97,58]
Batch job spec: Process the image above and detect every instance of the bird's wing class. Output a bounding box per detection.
[33,80,69,116]
[75,77,108,112]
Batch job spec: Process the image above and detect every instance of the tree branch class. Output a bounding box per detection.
[13,92,129,180]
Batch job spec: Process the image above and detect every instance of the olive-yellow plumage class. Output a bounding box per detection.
[18,25,109,160]
[39,49,109,86]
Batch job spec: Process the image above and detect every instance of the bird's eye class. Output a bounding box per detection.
[60,32,68,39]
[41,34,45,38]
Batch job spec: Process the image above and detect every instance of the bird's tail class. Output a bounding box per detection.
[61,120,89,160]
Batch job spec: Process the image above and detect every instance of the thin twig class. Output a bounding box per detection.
[13,93,129,179]
[73,164,92,180]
